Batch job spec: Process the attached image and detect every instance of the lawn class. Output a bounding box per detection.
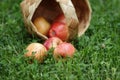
[0,0,120,80]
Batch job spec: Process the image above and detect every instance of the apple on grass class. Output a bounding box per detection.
[53,42,75,60]
[24,43,47,63]
[43,37,63,50]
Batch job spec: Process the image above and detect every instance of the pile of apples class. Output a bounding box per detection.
[24,14,76,63]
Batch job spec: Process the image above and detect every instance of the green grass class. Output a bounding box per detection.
[0,0,120,80]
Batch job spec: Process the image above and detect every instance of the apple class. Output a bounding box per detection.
[53,42,75,60]
[49,22,69,41]
[33,17,50,36]
[24,43,47,63]
[43,37,63,50]
[54,14,66,24]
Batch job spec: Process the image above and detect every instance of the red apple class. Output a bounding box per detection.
[53,42,75,59]
[33,17,50,36]
[24,43,47,63]
[49,22,69,41]
[54,14,66,24]
[43,37,63,50]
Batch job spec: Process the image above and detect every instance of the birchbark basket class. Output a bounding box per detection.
[20,0,92,40]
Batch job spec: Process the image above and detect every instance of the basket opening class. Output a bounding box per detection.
[32,0,64,24]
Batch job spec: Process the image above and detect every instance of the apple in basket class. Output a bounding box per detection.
[53,14,66,24]
[33,17,50,36]
[49,22,69,41]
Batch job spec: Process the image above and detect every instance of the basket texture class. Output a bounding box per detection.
[20,0,92,40]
